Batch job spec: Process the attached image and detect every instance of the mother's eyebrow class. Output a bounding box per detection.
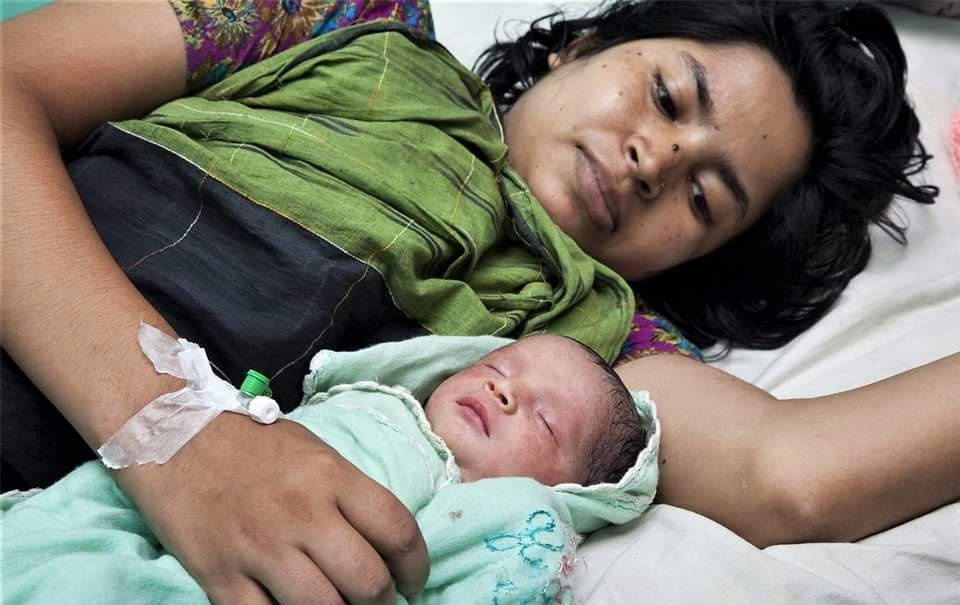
[682,50,751,219]
[682,50,713,116]
[718,155,750,220]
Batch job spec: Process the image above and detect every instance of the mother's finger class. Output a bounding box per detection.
[336,469,428,598]
[206,574,275,605]
[303,520,396,605]
[253,549,346,605]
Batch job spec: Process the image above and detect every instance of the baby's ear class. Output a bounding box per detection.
[548,34,599,70]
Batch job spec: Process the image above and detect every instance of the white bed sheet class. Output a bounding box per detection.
[432,2,960,603]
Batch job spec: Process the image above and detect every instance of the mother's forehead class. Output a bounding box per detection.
[667,38,812,218]
[578,36,810,218]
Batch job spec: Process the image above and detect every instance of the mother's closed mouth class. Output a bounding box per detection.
[576,146,619,232]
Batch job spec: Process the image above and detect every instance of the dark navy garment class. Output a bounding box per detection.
[1,124,425,489]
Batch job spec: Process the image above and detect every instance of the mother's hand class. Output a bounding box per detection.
[116,414,429,605]
[4,4,428,601]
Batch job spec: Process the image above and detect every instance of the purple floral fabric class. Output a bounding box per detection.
[617,309,704,365]
[169,0,434,91]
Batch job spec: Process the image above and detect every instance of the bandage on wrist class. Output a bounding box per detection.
[96,322,280,469]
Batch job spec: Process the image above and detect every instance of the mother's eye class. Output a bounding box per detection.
[653,71,677,121]
[689,181,714,225]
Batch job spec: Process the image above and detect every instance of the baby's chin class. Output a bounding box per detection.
[456,462,580,486]
[455,460,503,484]
[457,465,481,483]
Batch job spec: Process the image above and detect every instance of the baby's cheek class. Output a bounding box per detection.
[457,463,481,483]
[536,455,580,486]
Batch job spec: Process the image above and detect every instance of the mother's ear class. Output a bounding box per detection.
[547,34,599,70]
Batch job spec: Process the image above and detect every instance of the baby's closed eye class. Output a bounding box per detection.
[538,411,558,445]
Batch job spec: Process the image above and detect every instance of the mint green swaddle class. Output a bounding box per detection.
[0,336,659,605]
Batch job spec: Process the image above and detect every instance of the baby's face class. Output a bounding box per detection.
[425,335,609,485]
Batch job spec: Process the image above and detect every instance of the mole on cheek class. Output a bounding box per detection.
[762,133,768,140]
[672,143,680,153]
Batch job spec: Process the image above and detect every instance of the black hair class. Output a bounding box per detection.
[476,1,938,351]
[564,337,646,486]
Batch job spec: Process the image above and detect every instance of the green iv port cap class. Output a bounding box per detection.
[240,369,272,397]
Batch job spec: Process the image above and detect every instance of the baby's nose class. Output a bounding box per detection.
[485,380,517,414]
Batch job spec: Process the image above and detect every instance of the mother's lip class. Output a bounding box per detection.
[457,397,489,436]
[575,148,618,232]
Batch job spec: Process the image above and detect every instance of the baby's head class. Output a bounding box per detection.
[425,335,645,486]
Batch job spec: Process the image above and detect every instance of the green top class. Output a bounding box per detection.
[115,21,634,361]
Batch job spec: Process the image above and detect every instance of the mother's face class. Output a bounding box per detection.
[502,37,812,281]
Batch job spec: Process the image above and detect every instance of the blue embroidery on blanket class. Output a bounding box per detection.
[491,572,559,605]
[484,510,564,570]
[491,575,520,605]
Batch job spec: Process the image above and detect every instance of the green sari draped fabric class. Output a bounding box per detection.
[116,21,634,361]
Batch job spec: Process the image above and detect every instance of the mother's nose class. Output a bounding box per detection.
[625,135,684,200]
[485,380,517,414]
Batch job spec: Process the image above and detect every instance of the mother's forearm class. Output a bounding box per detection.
[616,353,960,547]
[1,0,188,445]
[0,86,183,446]
[771,352,960,542]
[616,355,797,546]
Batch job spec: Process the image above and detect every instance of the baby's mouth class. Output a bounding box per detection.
[457,396,489,436]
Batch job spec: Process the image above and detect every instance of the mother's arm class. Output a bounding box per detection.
[2,2,188,440]
[616,352,960,547]
[2,3,426,604]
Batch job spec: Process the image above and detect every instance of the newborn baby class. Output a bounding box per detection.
[1,335,660,605]
[425,334,646,486]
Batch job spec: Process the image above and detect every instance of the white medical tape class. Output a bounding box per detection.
[96,322,280,469]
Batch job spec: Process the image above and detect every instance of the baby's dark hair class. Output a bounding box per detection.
[564,337,647,486]
[477,1,938,351]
